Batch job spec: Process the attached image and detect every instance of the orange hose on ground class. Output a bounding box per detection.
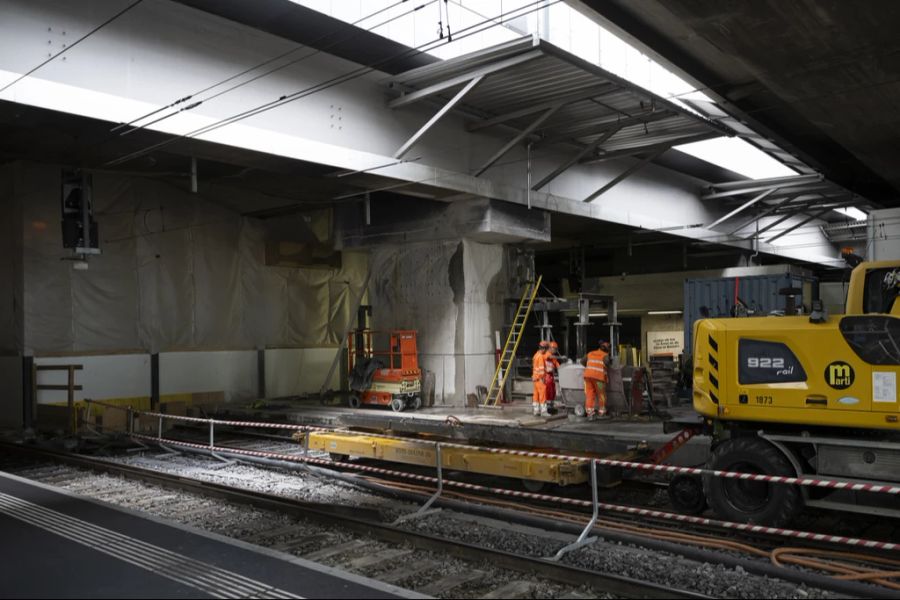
[364,476,898,591]
[772,548,900,591]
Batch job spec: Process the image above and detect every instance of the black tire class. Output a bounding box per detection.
[411,395,423,411]
[329,453,349,462]
[390,397,404,412]
[522,479,545,493]
[703,436,802,526]
[668,474,708,515]
[348,395,361,409]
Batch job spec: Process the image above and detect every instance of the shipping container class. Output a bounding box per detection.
[683,272,817,356]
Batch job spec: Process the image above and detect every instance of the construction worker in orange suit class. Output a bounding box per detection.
[544,341,561,413]
[532,340,550,416]
[582,341,610,420]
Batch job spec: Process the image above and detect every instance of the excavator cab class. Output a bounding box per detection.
[846,260,900,315]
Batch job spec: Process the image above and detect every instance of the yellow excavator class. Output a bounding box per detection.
[691,260,900,525]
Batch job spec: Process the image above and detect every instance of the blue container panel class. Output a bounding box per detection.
[683,274,812,356]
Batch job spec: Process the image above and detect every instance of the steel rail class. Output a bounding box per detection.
[0,441,706,600]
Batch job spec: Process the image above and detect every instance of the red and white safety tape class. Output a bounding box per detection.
[90,400,900,496]
[131,433,899,552]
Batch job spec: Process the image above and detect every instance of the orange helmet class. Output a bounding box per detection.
[549,341,559,349]
[539,340,550,348]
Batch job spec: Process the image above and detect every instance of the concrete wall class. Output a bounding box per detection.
[34,348,341,406]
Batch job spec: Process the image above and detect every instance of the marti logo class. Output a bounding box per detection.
[825,361,854,390]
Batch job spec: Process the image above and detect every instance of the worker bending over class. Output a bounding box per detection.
[582,341,610,420]
[532,340,550,416]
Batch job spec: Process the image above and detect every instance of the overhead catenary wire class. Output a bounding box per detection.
[115,0,432,136]
[0,0,145,95]
[105,0,563,167]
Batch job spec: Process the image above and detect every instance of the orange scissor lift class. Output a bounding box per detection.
[347,329,422,412]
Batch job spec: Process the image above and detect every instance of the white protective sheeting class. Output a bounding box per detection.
[370,240,462,403]
[369,238,511,404]
[13,162,367,355]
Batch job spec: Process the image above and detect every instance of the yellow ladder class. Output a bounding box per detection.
[483,276,542,407]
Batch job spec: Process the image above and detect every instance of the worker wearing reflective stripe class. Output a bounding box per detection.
[545,341,560,405]
[583,341,610,418]
[532,340,550,416]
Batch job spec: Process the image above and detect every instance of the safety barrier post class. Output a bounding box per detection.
[208,419,215,448]
[392,442,443,524]
[157,416,163,441]
[551,459,599,560]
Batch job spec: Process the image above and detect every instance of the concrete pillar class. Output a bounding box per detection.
[369,239,514,405]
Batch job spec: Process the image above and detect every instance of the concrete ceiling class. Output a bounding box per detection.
[576,0,900,206]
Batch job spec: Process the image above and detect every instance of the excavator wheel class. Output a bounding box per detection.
[348,395,361,409]
[668,474,707,515]
[390,397,405,412]
[412,395,423,411]
[703,436,802,526]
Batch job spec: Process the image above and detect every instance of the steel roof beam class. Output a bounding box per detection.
[702,175,827,200]
[762,183,842,198]
[584,148,666,203]
[707,187,778,229]
[709,173,823,191]
[393,75,485,159]
[772,199,855,216]
[581,131,720,164]
[765,207,833,244]
[474,104,562,176]
[388,50,542,109]
[743,210,797,239]
[537,109,676,145]
[531,126,621,191]
[726,195,798,236]
[466,83,616,132]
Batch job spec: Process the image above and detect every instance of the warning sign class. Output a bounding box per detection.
[647,331,684,356]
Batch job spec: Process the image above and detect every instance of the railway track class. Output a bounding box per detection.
[0,441,707,600]
[146,427,900,553]
[6,429,898,598]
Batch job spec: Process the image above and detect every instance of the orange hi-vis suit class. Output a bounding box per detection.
[583,348,608,416]
[544,345,560,403]
[532,349,548,415]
